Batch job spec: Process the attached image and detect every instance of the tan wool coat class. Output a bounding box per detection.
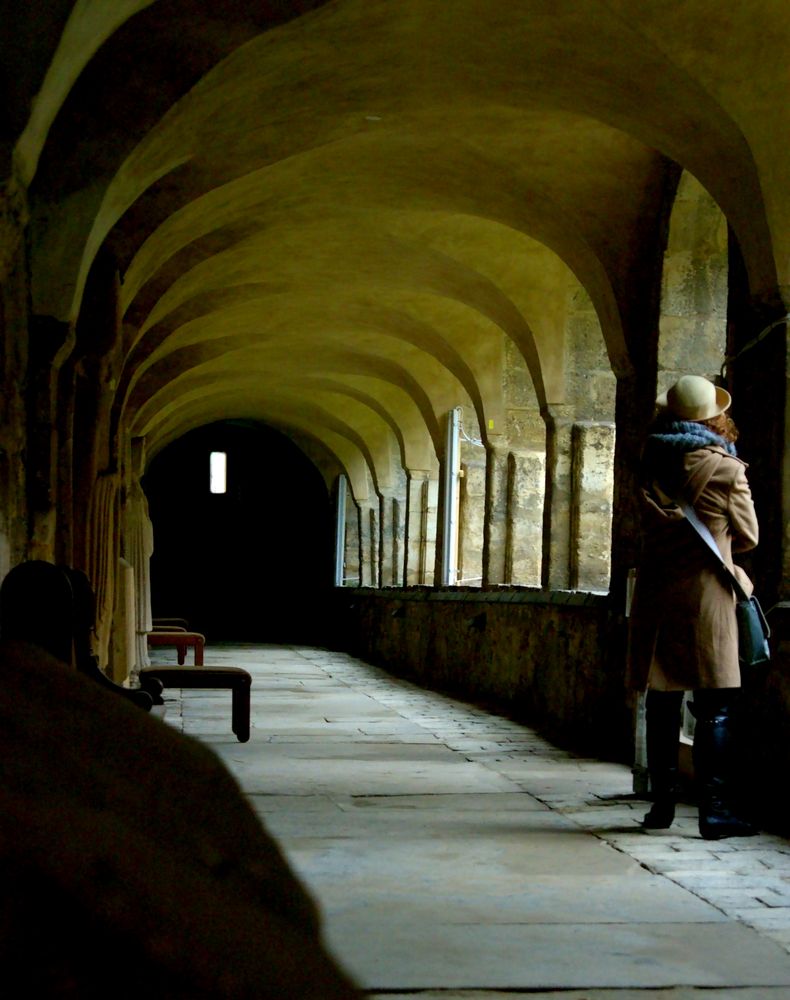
[628,444,759,692]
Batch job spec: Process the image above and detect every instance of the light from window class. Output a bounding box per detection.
[210,451,227,494]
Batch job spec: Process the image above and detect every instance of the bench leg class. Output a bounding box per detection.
[232,685,251,742]
[195,640,204,666]
[177,643,186,665]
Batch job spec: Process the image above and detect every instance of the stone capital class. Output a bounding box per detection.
[541,403,576,429]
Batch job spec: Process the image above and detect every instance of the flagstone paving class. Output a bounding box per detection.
[150,643,790,998]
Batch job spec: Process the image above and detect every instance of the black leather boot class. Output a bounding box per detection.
[691,699,758,840]
[643,691,683,830]
[643,768,681,829]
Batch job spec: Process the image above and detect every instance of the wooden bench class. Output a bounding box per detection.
[139,665,252,742]
[146,629,205,665]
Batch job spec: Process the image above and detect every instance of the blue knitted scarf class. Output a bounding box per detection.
[648,420,737,458]
[641,420,736,493]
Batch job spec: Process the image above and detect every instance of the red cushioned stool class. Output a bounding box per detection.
[146,630,205,665]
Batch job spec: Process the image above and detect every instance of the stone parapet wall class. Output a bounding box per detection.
[331,587,633,760]
[331,588,790,836]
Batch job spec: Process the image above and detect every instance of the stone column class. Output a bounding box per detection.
[110,557,137,684]
[422,476,439,586]
[124,440,154,673]
[404,472,437,585]
[458,453,486,586]
[358,498,379,588]
[27,316,72,561]
[54,363,77,567]
[404,473,423,585]
[344,499,361,587]
[541,404,575,591]
[380,492,405,587]
[378,493,394,587]
[505,450,545,587]
[483,441,510,586]
[86,471,120,667]
[0,177,29,573]
[570,422,616,592]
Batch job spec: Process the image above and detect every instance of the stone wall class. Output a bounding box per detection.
[332,587,633,760]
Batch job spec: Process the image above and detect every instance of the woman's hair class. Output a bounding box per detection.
[698,413,739,444]
[650,409,740,443]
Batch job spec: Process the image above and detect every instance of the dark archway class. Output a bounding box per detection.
[143,421,333,643]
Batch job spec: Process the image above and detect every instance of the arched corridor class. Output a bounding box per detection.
[5,2,790,992]
[156,641,790,996]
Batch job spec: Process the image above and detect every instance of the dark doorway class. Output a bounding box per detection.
[143,421,334,643]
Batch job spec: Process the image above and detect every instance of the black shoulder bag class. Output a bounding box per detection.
[676,499,770,668]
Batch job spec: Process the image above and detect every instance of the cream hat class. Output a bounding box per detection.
[656,374,731,421]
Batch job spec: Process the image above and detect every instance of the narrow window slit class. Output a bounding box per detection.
[210,451,227,494]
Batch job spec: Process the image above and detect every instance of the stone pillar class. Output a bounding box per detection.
[55,363,77,567]
[0,180,31,574]
[404,472,437,585]
[378,493,392,587]
[505,450,545,587]
[124,439,154,673]
[86,471,120,667]
[570,422,616,592]
[542,404,575,591]
[109,557,137,684]
[370,502,381,588]
[380,492,405,587]
[404,473,423,586]
[422,476,438,586]
[393,496,406,587]
[70,256,124,573]
[483,441,510,586]
[358,498,379,588]
[27,316,71,560]
[458,453,485,586]
[343,499,361,587]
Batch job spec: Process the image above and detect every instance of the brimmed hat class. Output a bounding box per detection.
[656,374,731,421]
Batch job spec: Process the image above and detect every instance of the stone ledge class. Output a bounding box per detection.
[347,586,610,608]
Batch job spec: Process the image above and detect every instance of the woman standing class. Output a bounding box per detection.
[629,374,759,839]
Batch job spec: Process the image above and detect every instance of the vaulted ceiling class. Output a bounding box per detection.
[7,0,789,482]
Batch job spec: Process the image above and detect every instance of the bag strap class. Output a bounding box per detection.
[674,498,750,602]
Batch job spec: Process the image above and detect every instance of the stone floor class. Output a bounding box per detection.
[150,643,790,998]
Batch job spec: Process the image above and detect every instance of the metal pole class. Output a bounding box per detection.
[441,408,461,586]
[334,475,348,587]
